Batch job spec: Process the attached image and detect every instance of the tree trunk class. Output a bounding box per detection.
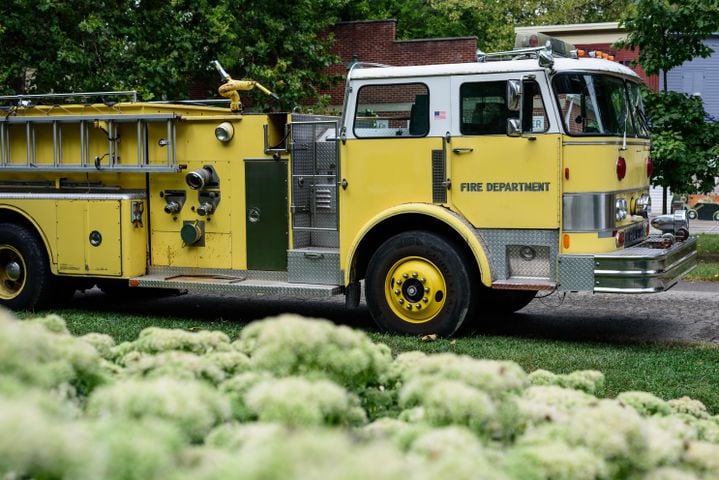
[663,186,668,215]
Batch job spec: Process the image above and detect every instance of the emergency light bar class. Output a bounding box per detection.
[514,32,576,58]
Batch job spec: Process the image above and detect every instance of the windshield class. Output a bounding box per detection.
[552,73,648,137]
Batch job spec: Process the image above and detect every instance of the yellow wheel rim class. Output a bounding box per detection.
[384,256,446,324]
[0,245,26,300]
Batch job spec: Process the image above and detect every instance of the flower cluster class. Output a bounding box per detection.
[1,310,718,480]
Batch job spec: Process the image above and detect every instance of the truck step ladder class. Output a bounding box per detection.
[0,91,181,173]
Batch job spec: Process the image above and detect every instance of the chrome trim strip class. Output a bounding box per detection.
[563,192,615,231]
[562,140,650,146]
[0,192,146,201]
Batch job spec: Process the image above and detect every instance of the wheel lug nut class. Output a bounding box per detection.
[424,287,430,293]
[406,305,412,310]
[415,303,421,309]
[397,279,403,285]
[423,297,428,303]
[399,299,404,304]
[420,278,425,283]
[412,272,418,278]
[403,273,408,279]
[394,289,400,295]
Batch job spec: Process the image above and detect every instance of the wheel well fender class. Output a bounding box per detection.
[347,205,492,286]
[0,207,55,270]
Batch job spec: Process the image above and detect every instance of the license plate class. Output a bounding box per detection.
[624,224,645,247]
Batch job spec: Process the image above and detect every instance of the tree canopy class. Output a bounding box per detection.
[617,0,719,88]
[0,0,346,109]
[0,0,632,106]
[616,0,719,207]
[643,92,719,196]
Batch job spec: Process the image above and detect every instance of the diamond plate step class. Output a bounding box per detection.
[130,273,342,297]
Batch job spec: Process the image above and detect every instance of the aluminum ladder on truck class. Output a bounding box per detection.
[0,91,180,173]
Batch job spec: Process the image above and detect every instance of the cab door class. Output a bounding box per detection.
[448,74,561,229]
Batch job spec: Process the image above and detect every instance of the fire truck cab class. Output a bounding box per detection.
[0,40,697,335]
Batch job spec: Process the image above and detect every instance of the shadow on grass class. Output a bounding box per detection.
[44,287,714,348]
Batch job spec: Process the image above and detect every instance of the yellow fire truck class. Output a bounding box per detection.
[0,38,697,336]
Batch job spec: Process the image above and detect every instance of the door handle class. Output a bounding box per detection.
[452,147,474,154]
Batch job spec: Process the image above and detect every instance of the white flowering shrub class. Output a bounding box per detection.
[235,315,392,391]
[0,311,106,394]
[86,377,232,441]
[243,376,367,427]
[529,369,605,395]
[114,327,233,356]
[1,310,718,480]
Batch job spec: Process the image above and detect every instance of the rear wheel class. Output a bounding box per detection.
[0,224,53,310]
[365,231,474,336]
[713,211,719,222]
[687,209,698,220]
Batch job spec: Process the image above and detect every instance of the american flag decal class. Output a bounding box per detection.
[433,111,446,120]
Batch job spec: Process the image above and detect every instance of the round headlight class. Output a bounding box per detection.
[634,194,652,216]
[615,198,628,221]
[215,122,234,143]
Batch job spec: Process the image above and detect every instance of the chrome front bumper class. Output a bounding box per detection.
[593,236,698,293]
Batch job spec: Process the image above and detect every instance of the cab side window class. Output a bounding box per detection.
[354,83,429,138]
[460,81,515,135]
[460,80,548,135]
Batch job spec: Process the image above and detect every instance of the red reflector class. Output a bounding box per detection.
[646,157,654,178]
[564,167,570,180]
[129,280,140,287]
[616,230,625,247]
[616,156,626,180]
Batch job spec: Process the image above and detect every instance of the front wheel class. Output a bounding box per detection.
[687,209,698,220]
[0,224,53,310]
[365,231,475,336]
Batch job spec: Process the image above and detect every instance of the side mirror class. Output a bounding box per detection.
[507,118,522,137]
[506,80,522,112]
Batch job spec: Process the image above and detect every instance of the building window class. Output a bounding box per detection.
[353,83,429,138]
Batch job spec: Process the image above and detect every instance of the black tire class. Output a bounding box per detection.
[365,231,474,337]
[0,223,54,310]
[687,209,698,220]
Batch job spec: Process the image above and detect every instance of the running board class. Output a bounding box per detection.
[492,279,556,291]
[130,273,343,297]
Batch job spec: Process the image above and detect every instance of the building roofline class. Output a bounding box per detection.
[333,19,397,26]
[396,36,477,43]
[516,22,622,34]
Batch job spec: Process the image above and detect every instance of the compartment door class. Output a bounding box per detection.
[245,159,288,270]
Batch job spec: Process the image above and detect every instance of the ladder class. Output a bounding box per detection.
[0,91,181,173]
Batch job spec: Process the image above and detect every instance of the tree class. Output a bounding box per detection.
[509,0,631,27]
[339,0,516,51]
[643,92,719,196]
[0,0,348,110]
[617,0,719,91]
[616,0,719,212]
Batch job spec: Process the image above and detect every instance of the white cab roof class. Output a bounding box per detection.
[349,57,639,81]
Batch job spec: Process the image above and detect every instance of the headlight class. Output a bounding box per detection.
[634,194,651,217]
[215,122,234,143]
[615,198,628,221]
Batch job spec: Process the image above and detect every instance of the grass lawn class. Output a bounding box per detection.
[685,233,719,281]
[18,307,719,415]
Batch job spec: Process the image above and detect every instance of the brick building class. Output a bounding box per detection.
[324,20,477,107]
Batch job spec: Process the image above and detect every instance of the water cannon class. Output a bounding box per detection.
[212,60,279,113]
